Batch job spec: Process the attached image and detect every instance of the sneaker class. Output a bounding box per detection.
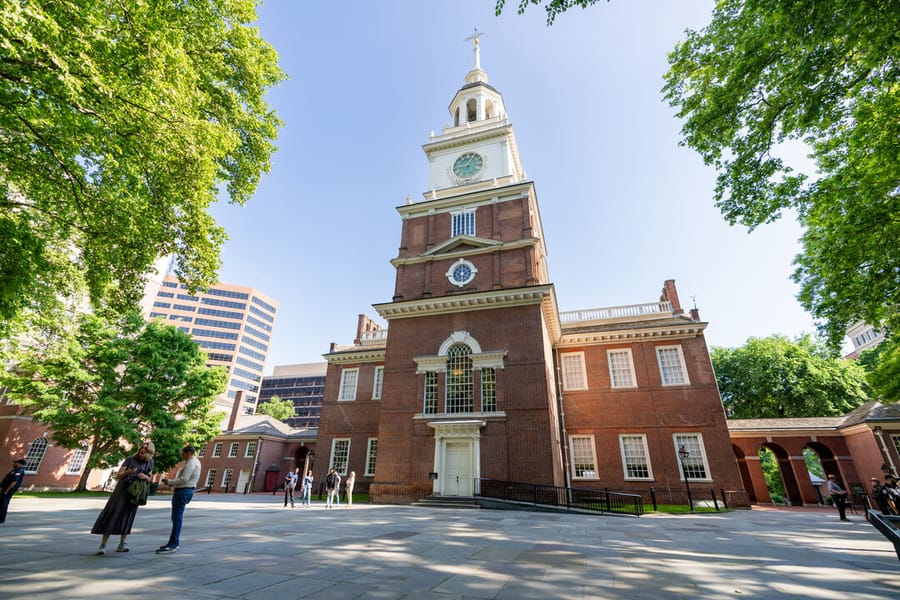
[95,547,106,556]
[156,545,179,554]
[116,543,129,552]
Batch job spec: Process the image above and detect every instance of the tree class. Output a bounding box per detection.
[256,395,295,422]
[494,0,607,25]
[858,333,900,403]
[0,311,226,489]
[710,334,870,419]
[663,1,900,347]
[0,1,285,337]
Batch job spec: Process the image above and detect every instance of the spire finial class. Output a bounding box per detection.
[464,27,483,70]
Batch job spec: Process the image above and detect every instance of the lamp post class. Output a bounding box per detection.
[678,445,694,512]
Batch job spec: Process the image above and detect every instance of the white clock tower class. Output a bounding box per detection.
[423,37,526,195]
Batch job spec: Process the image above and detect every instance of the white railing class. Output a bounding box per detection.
[430,117,510,144]
[360,329,388,343]
[559,301,673,325]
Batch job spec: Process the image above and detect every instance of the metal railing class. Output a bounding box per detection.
[477,478,644,516]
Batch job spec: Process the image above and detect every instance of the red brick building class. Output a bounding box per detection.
[314,42,751,507]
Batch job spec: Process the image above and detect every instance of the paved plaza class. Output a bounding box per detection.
[0,494,897,599]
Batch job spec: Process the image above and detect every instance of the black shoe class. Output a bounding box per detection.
[156,546,179,554]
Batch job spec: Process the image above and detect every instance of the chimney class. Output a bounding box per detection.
[329,342,336,353]
[227,390,244,432]
[690,307,700,321]
[660,279,684,315]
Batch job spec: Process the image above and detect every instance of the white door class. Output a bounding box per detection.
[445,442,473,496]
[236,469,249,493]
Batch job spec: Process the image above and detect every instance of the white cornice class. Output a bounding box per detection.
[555,322,707,347]
[323,348,385,364]
[392,238,540,267]
[374,285,554,321]
[398,182,533,217]
[421,235,502,257]
[423,123,513,155]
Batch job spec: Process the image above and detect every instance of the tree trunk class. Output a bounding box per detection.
[76,465,93,492]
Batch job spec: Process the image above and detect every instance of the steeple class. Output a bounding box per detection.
[422,36,524,195]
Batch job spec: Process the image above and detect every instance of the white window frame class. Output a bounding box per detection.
[569,435,598,480]
[204,469,217,488]
[228,442,239,458]
[66,447,90,475]
[338,368,359,401]
[372,366,384,400]
[365,438,378,477]
[23,437,49,474]
[619,434,653,480]
[560,352,588,391]
[673,433,712,482]
[221,468,234,488]
[212,442,223,457]
[891,434,900,457]
[656,345,690,386]
[244,441,257,458]
[451,207,476,237]
[423,371,438,414]
[198,445,206,457]
[330,438,351,475]
[607,348,637,388]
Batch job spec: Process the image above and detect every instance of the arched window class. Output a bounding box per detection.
[485,100,495,119]
[24,436,49,474]
[446,343,474,413]
[454,107,460,127]
[466,99,477,122]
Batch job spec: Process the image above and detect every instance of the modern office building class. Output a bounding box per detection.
[258,362,327,429]
[145,274,278,416]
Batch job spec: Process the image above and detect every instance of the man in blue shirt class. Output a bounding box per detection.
[0,459,27,523]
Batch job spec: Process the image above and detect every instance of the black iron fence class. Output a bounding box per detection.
[476,478,644,516]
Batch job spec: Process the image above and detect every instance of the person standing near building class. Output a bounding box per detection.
[283,467,299,507]
[157,445,201,554]
[0,459,27,523]
[300,470,314,507]
[325,468,341,509]
[826,474,850,521]
[344,471,356,508]
[91,441,155,554]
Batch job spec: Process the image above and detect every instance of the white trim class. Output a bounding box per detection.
[365,438,378,477]
[227,442,239,458]
[656,345,690,386]
[607,348,638,389]
[619,434,653,481]
[438,331,483,356]
[338,368,359,401]
[372,366,384,400]
[560,352,588,391]
[329,438,351,475]
[244,441,257,458]
[445,258,478,288]
[673,433,712,482]
[212,442,223,457]
[569,434,598,480]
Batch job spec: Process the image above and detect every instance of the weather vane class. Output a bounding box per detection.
[464,27,483,45]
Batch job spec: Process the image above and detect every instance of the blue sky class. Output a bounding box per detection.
[210,1,819,373]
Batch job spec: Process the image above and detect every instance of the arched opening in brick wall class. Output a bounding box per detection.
[761,442,805,506]
[733,444,757,503]
[805,441,839,484]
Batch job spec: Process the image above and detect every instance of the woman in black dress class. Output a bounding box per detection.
[91,441,155,554]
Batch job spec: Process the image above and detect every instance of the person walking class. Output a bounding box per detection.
[344,471,356,508]
[283,467,299,507]
[300,470,314,507]
[157,445,201,554]
[0,459,27,524]
[826,474,850,521]
[325,469,341,509]
[91,441,155,554]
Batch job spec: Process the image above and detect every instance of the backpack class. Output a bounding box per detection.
[326,473,336,488]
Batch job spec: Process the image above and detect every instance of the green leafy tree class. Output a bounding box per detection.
[0,0,285,338]
[1,311,226,490]
[663,1,900,347]
[759,447,786,503]
[858,334,900,403]
[711,334,870,418]
[495,0,607,25]
[256,395,295,422]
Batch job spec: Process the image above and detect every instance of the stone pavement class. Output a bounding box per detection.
[0,494,897,599]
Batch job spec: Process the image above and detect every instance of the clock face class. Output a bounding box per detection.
[446,259,477,287]
[452,152,484,180]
